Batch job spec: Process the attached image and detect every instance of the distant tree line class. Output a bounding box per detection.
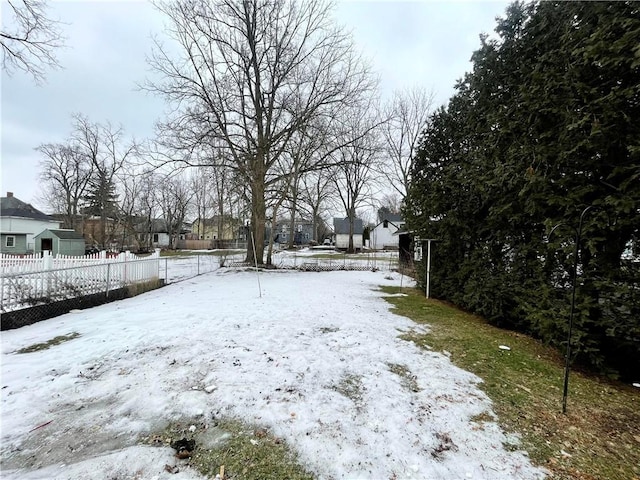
[35,0,433,257]
[405,1,639,379]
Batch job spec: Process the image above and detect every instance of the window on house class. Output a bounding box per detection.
[383,220,388,228]
[153,233,159,243]
[5,236,15,247]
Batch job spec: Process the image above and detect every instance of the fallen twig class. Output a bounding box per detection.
[29,420,53,433]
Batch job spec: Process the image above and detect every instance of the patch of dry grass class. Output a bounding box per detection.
[381,286,640,480]
[16,332,80,354]
[143,419,313,480]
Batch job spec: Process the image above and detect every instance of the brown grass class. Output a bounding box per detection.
[381,286,640,480]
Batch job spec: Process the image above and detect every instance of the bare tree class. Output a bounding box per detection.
[190,167,213,238]
[378,192,402,214]
[281,127,325,249]
[188,144,241,246]
[36,142,92,229]
[147,0,375,264]
[1,0,64,82]
[382,86,435,199]
[117,165,157,251]
[265,179,289,264]
[332,110,383,253]
[73,114,137,248]
[136,170,161,251]
[299,168,335,243]
[157,174,193,249]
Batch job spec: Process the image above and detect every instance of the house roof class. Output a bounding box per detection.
[35,229,85,240]
[131,218,167,233]
[1,194,55,222]
[149,219,168,233]
[378,211,403,223]
[333,217,364,235]
[51,229,85,240]
[134,218,190,234]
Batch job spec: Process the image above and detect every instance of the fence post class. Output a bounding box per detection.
[124,250,129,283]
[155,249,161,281]
[44,250,53,298]
[198,254,200,275]
[106,263,111,298]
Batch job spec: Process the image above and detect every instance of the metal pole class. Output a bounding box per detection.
[426,239,432,299]
[562,233,580,414]
[250,231,262,298]
[561,206,594,414]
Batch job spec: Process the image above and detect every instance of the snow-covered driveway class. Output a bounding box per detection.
[1,269,546,479]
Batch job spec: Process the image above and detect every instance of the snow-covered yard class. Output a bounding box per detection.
[1,269,546,479]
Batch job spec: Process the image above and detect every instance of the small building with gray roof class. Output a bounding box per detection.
[0,192,61,254]
[333,217,364,251]
[34,229,86,256]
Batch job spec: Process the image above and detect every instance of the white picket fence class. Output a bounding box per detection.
[0,250,161,312]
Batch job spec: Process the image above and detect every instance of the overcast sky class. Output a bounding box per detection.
[1,0,510,212]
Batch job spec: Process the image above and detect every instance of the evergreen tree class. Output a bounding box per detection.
[83,172,120,247]
[406,1,640,378]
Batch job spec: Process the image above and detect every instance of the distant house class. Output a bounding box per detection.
[147,219,171,249]
[83,216,123,250]
[370,211,405,250]
[274,218,314,245]
[333,217,364,251]
[0,192,61,254]
[34,229,86,256]
[135,219,192,250]
[191,216,236,242]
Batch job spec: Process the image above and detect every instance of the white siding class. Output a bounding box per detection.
[370,221,404,250]
[336,233,363,250]
[152,232,171,248]
[0,217,61,252]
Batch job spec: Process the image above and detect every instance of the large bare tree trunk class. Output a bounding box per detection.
[247,179,266,265]
[147,0,376,268]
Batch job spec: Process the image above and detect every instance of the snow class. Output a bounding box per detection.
[158,248,398,283]
[1,269,547,479]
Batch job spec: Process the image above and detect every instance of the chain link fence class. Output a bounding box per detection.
[1,256,163,330]
[1,250,405,330]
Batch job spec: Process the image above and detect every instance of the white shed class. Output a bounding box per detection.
[370,212,404,250]
[333,217,364,250]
